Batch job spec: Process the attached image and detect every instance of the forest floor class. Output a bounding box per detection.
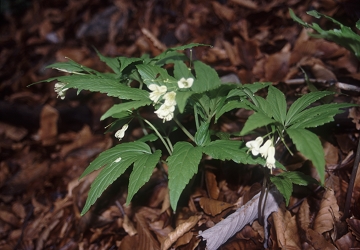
[1,0,360,249]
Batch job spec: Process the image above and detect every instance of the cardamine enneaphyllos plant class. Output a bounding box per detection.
[37,43,354,215]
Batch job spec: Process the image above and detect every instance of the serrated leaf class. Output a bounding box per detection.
[173,60,193,79]
[95,49,121,74]
[254,96,273,117]
[46,60,97,74]
[101,100,151,120]
[167,142,203,210]
[287,128,325,183]
[195,122,211,146]
[166,43,211,51]
[136,133,158,143]
[202,140,259,165]
[215,100,250,122]
[277,171,319,186]
[119,57,142,72]
[126,150,162,203]
[267,86,287,125]
[291,9,360,60]
[240,112,276,136]
[153,51,188,66]
[176,91,194,113]
[285,91,334,126]
[80,141,152,215]
[136,64,177,88]
[54,74,148,100]
[289,103,355,129]
[270,175,293,205]
[192,61,221,93]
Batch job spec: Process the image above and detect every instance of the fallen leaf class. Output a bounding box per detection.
[162,214,202,250]
[199,197,234,216]
[313,188,340,234]
[199,188,283,250]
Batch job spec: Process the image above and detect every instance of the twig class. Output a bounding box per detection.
[342,137,360,220]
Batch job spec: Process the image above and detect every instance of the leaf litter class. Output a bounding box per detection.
[1,0,360,249]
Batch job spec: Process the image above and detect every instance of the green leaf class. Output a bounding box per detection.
[289,8,309,27]
[80,141,152,215]
[101,100,152,120]
[136,133,159,143]
[202,140,260,165]
[136,64,177,89]
[54,74,149,100]
[267,86,287,125]
[173,61,193,79]
[357,19,360,30]
[254,96,273,117]
[46,60,98,74]
[290,9,360,60]
[195,122,211,146]
[277,171,319,186]
[286,128,325,183]
[240,112,276,136]
[95,49,121,74]
[192,61,221,93]
[119,57,142,72]
[153,51,188,66]
[126,150,162,203]
[215,100,250,122]
[270,175,293,206]
[165,43,211,51]
[289,103,355,129]
[167,142,203,210]
[285,91,335,126]
[176,91,194,113]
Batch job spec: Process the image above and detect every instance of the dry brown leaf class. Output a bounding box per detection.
[162,214,202,250]
[174,231,193,248]
[0,210,20,227]
[0,122,28,141]
[348,107,360,130]
[335,231,360,249]
[272,204,301,249]
[205,171,219,200]
[265,52,290,82]
[229,0,257,9]
[313,188,340,234]
[60,125,94,157]
[298,199,311,232]
[38,104,58,145]
[135,210,160,250]
[199,197,234,216]
[123,214,138,236]
[347,218,360,241]
[119,234,139,250]
[211,1,235,21]
[307,228,337,250]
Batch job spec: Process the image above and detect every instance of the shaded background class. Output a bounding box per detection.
[1,0,360,249]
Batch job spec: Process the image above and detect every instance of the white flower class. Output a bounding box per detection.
[177,77,194,89]
[163,91,176,106]
[265,146,276,169]
[114,124,128,141]
[155,103,175,122]
[259,139,273,158]
[54,82,69,99]
[246,137,263,156]
[149,84,167,103]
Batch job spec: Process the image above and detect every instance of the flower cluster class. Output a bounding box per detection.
[246,137,276,169]
[54,82,69,100]
[148,78,193,122]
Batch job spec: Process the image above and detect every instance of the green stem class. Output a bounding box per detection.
[165,137,174,152]
[143,118,172,155]
[173,116,195,142]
